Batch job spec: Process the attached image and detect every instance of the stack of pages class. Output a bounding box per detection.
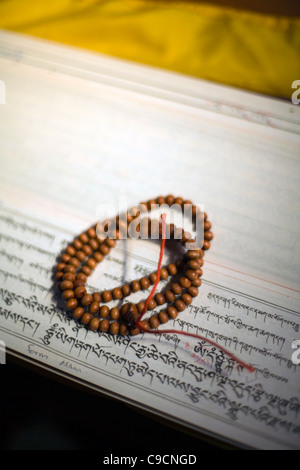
[0,30,299,450]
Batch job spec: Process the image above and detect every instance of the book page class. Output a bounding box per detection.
[0,30,300,450]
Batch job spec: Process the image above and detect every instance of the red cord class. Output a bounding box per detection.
[138,213,167,319]
[136,213,255,373]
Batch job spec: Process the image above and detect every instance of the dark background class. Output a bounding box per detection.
[2,357,226,452]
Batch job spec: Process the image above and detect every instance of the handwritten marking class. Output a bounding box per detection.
[27,343,48,361]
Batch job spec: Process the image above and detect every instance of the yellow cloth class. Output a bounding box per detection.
[0,0,299,98]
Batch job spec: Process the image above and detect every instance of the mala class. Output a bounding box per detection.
[55,195,254,372]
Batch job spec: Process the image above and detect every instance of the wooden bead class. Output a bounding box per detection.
[60,280,73,291]
[63,272,76,282]
[147,298,157,310]
[66,245,76,256]
[159,311,169,324]
[175,299,186,312]
[87,227,97,238]
[66,298,78,310]
[74,279,86,288]
[122,284,131,296]
[62,289,74,300]
[76,272,87,282]
[82,244,93,256]
[188,259,201,270]
[74,286,86,298]
[69,257,80,268]
[93,251,104,263]
[57,262,66,271]
[81,265,92,276]
[93,292,102,303]
[87,258,98,269]
[186,250,200,259]
[73,307,84,320]
[89,238,99,251]
[127,213,134,224]
[110,307,120,320]
[102,290,112,302]
[75,250,86,262]
[172,283,182,295]
[138,320,149,331]
[155,293,165,305]
[174,196,184,206]
[182,232,192,244]
[61,253,71,263]
[204,220,212,231]
[64,264,76,274]
[187,286,199,297]
[149,315,160,329]
[166,194,175,206]
[99,319,110,332]
[110,322,120,335]
[131,280,141,292]
[120,303,139,328]
[89,301,100,314]
[89,317,100,331]
[129,206,140,217]
[119,324,129,336]
[79,233,89,244]
[179,276,191,288]
[137,301,145,314]
[81,294,93,306]
[149,272,157,284]
[165,289,175,302]
[160,268,168,280]
[167,306,178,319]
[73,239,83,250]
[140,277,150,290]
[196,268,203,277]
[167,264,177,275]
[192,278,202,287]
[81,313,92,325]
[99,243,110,255]
[100,305,110,318]
[202,240,210,250]
[112,287,123,299]
[130,327,140,336]
[181,293,193,305]
[184,199,193,206]
[56,271,64,280]
[156,196,165,205]
[106,238,116,248]
[147,199,156,210]
[204,230,213,241]
[185,269,198,281]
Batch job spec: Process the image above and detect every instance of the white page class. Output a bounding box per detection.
[0,30,300,450]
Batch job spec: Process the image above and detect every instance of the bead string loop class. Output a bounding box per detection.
[56,196,254,372]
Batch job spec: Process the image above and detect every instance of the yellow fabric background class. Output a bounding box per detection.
[0,0,299,98]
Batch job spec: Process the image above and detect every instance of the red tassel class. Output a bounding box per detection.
[136,213,255,373]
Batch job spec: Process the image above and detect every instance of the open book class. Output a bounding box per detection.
[0,30,299,450]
